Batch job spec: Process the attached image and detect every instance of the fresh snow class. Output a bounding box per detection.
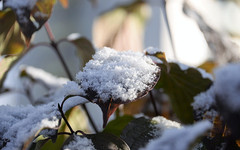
[214,63,240,111]
[172,61,213,80]
[20,66,68,90]
[144,47,163,64]
[150,116,181,137]
[144,47,161,55]
[192,86,218,120]
[0,87,88,150]
[63,135,95,150]
[76,47,160,102]
[4,0,37,10]
[143,121,212,150]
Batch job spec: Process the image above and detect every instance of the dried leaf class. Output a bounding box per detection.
[67,34,95,67]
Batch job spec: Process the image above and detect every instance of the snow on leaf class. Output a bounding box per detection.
[155,62,213,124]
[192,86,218,121]
[20,65,68,91]
[76,47,160,103]
[76,47,160,127]
[0,90,88,150]
[142,121,212,150]
[63,135,95,150]
[120,116,181,150]
[63,133,130,150]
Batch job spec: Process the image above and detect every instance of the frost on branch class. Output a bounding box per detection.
[76,47,160,127]
[142,121,212,150]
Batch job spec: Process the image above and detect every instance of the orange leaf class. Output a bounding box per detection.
[59,0,68,8]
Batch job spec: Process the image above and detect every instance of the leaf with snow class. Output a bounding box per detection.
[3,0,55,42]
[0,88,88,150]
[142,121,212,150]
[20,66,68,91]
[120,116,181,150]
[76,47,160,127]
[63,133,130,150]
[155,62,213,124]
[63,135,95,150]
[192,86,218,121]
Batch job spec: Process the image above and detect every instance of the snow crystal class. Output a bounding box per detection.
[63,135,95,150]
[4,0,37,10]
[214,63,240,111]
[150,116,181,136]
[76,47,160,102]
[0,94,88,150]
[143,121,212,150]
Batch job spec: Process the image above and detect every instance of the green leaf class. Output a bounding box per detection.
[120,117,158,150]
[103,115,134,137]
[67,35,95,67]
[155,63,212,124]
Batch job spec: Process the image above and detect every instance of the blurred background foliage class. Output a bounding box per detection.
[1,0,240,149]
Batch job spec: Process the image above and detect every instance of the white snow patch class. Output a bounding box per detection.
[20,66,68,90]
[67,33,82,41]
[144,47,163,64]
[76,47,160,102]
[0,92,88,150]
[170,61,213,80]
[144,47,161,55]
[63,135,95,150]
[4,0,37,10]
[214,63,240,111]
[143,121,212,150]
[151,116,181,136]
[196,68,214,81]
[192,86,215,113]
[192,86,218,120]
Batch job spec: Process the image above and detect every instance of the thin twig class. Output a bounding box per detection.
[75,130,86,136]
[44,22,99,133]
[149,91,159,116]
[160,0,177,60]
[57,132,72,136]
[58,103,75,134]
